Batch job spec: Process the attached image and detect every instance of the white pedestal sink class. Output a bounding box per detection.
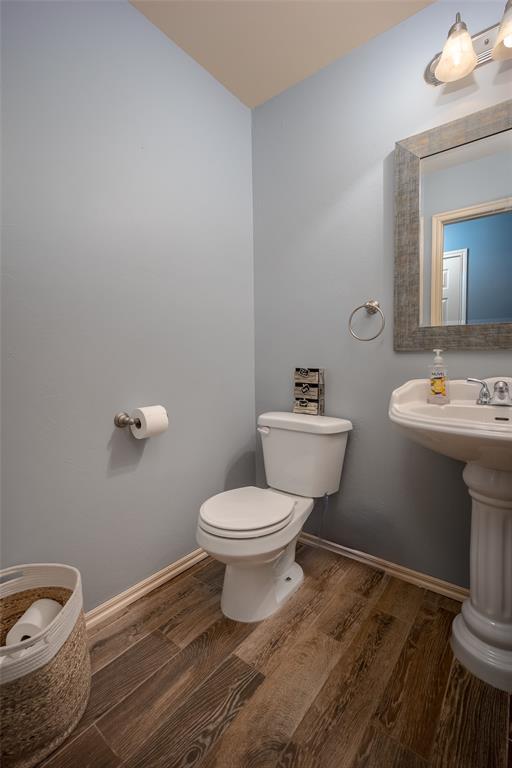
[389,378,512,693]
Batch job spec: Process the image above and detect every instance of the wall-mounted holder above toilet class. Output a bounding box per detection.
[348,299,385,341]
[114,412,141,429]
[113,406,169,439]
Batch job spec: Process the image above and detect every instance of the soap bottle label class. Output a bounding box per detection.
[430,372,446,397]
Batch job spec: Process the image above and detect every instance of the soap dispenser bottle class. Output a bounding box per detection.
[428,349,450,404]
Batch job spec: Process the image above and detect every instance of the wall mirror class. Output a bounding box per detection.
[394,99,512,351]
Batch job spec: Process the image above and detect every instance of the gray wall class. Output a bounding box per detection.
[3,0,512,608]
[253,1,512,588]
[1,0,255,610]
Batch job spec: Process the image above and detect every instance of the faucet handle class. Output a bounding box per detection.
[491,380,511,406]
[466,378,491,405]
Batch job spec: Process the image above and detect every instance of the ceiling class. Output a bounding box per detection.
[131,0,434,108]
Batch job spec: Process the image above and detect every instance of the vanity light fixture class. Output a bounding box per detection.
[434,13,477,83]
[425,3,510,85]
[493,0,512,60]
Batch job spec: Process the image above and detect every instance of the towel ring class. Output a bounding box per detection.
[348,299,385,341]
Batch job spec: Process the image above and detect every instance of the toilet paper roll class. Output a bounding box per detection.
[130,405,168,439]
[6,598,62,645]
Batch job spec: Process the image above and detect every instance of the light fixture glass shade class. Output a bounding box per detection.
[492,0,512,60]
[434,16,477,83]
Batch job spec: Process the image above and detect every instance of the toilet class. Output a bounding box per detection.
[196,411,352,622]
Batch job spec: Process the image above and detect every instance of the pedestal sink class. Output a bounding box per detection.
[389,377,512,693]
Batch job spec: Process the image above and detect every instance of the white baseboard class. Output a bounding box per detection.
[300,533,469,603]
[85,548,208,631]
[85,536,468,632]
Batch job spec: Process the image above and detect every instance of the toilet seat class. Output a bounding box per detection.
[199,486,296,539]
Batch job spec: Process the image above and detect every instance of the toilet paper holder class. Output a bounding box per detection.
[114,412,142,429]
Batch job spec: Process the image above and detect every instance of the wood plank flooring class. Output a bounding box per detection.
[38,545,510,768]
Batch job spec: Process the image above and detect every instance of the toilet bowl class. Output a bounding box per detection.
[197,487,314,622]
[196,411,352,622]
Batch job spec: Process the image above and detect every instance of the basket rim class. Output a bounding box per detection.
[0,563,81,580]
[0,563,82,656]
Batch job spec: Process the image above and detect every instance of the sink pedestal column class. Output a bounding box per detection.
[451,463,512,692]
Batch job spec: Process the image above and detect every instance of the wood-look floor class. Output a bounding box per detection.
[38,546,510,768]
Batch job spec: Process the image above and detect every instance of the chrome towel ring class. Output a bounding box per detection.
[348,299,385,341]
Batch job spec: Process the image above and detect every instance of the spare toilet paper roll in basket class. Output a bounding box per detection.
[130,405,168,439]
[6,598,62,645]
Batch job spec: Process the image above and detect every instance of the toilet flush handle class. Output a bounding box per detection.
[257,426,270,436]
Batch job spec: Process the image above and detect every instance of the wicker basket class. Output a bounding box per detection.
[0,564,91,768]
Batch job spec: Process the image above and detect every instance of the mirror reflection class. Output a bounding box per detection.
[420,130,512,327]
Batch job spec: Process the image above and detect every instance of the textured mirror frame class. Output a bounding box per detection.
[394,99,512,351]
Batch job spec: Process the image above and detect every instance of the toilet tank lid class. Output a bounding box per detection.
[258,412,352,434]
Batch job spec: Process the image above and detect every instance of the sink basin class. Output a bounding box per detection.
[389,378,512,471]
[389,377,512,693]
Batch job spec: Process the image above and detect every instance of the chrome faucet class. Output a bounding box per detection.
[467,378,512,406]
[467,378,491,404]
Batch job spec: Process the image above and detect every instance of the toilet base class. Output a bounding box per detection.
[196,493,315,624]
[221,547,304,623]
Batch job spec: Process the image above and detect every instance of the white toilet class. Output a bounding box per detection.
[196,411,352,622]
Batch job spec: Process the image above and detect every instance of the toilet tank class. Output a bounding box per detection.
[257,412,352,498]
